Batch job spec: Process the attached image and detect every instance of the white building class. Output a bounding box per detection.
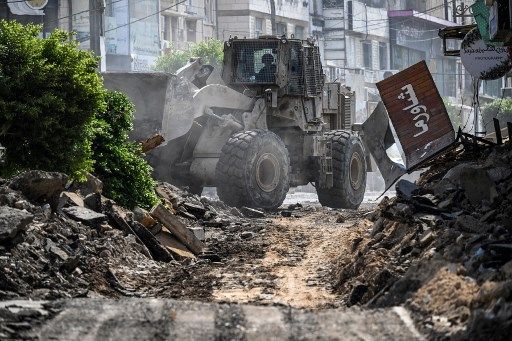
[160,0,217,51]
[216,0,310,40]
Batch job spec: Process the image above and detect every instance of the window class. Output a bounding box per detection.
[294,26,304,39]
[277,23,287,37]
[233,41,279,84]
[205,0,214,23]
[255,18,263,37]
[186,20,196,42]
[164,16,171,41]
[323,0,344,8]
[482,78,502,98]
[391,46,426,70]
[171,17,179,43]
[362,41,372,68]
[379,42,387,70]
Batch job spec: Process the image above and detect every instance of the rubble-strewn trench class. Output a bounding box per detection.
[1,142,512,340]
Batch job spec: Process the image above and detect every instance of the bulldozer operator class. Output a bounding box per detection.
[256,53,276,83]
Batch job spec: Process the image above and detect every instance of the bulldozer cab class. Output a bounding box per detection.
[222,36,323,97]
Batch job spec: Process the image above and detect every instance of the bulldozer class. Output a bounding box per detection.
[104,36,368,210]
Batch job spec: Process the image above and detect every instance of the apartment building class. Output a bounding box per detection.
[160,0,217,51]
[216,0,309,40]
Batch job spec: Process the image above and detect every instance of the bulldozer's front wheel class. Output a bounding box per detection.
[317,130,366,209]
[216,130,290,210]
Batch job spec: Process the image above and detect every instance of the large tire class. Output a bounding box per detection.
[216,130,290,209]
[317,130,366,209]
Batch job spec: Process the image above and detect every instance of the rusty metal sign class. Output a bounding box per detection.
[376,61,455,169]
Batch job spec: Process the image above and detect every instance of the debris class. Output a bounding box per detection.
[83,193,102,212]
[140,133,165,153]
[0,206,33,242]
[188,227,205,241]
[129,221,173,262]
[182,202,207,219]
[62,206,107,227]
[150,204,204,254]
[58,191,84,209]
[76,173,103,196]
[281,210,292,217]
[8,171,67,205]
[395,179,419,200]
[240,231,256,240]
[155,228,196,261]
[240,207,265,218]
[443,163,498,206]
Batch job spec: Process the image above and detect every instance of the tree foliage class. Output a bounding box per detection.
[91,91,159,209]
[0,21,158,209]
[481,98,512,129]
[0,20,104,179]
[154,39,224,73]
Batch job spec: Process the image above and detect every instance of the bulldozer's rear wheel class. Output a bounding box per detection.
[216,130,290,210]
[317,130,366,209]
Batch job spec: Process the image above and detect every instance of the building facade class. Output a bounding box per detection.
[216,0,309,40]
[160,0,217,51]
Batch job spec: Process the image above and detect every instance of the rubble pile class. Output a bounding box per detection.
[330,143,512,338]
[0,170,244,301]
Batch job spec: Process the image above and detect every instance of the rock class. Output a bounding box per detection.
[240,207,265,218]
[62,206,107,227]
[487,167,512,183]
[348,283,368,306]
[84,193,102,212]
[456,215,488,234]
[419,229,435,246]
[281,210,292,217]
[395,179,418,199]
[188,227,205,241]
[0,206,34,241]
[182,202,207,219]
[443,163,498,206]
[480,210,497,223]
[370,218,384,237]
[57,191,84,209]
[430,178,457,197]
[78,173,103,196]
[228,207,243,218]
[336,215,345,223]
[241,231,256,240]
[45,238,69,261]
[288,203,303,210]
[133,207,157,228]
[9,171,67,205]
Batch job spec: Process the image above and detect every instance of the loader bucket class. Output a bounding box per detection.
[361,102,406,192]
[103,72,173,141]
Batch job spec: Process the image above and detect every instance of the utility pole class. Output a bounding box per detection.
[269,0,276,35]
[89,0,106,59]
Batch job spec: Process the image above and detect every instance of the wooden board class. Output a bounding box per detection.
[376,61,455,168]
[150,204,204,254]
[156,227,196,261]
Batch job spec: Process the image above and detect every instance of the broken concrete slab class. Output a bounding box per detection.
[83,193,102,212]
[76,173,103,196]
[188,227,205,241]
[8,171,67,205]
[155,228,196,261]
[443,163,498,206]
[62,206,107,227]
[132,207,158,228]
[150,204,204,254]
[58,191,84,209]
[182,202,207,219]
[0,206,34,242]
[395,179,418,200]
[45,238,69,261]
[240,207,265,218]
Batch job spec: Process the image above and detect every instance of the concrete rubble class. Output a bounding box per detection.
[330,142,512,339]
[0,170,241,303]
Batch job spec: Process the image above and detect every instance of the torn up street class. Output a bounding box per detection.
[2,3,512,340]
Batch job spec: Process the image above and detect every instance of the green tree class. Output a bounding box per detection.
[92,91,159,209]
[0,20,104,179]
[154,39,224,73]
[481,98,512,129]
